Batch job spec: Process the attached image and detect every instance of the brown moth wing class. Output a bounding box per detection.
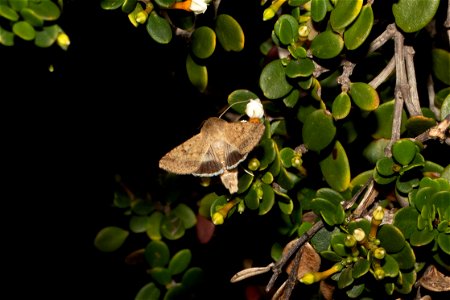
[193,145,224,177]
[223,121,265,155]
[159,133,210,175]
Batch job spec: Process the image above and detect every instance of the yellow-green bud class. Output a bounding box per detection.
[57,32,70,50]
[212,212,224,225]
[299,272,317,285]
[248,158,260,171]
[373,247,386,259]
[298,25,310,38]
[344,234,357,247]
[291,156,302,168]
[136,11,148,24]
[373,267,385,280]
[372,206,384,221]
[353,228,366,242]
[261,172,274,184]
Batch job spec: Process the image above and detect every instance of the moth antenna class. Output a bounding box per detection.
[218,100,249,119]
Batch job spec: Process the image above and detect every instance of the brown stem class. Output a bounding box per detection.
[427,75,441,118]
[337,60,356,92]
[369,55,395,89]
[369,23,396,53]
[415,115,450,143]
[404,46,422,116]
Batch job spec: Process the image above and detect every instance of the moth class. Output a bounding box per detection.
[159,117,265,194]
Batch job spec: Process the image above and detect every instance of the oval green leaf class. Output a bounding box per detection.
[8,0,27,11]
[130,215,152,233]
[182,267,204,288]
[94,226,129,252]
[149,267,172,285]
[244,186,260,210]
[441,92,450,121]
[283,89,300,108]
[337,267,354,289]
[260,59,293,99]
[227,89,258,115]
[274,14,298,45]
[311,0,327,22]
[344,4,373,50]
[437,232,450,255]
[377,224,406,253]
[154,0,175,8]
[28,0,60,21]
[352,258,370,278]
[372,100,407,139]
[259,183,275,215]
[215,14,244,52]
[168,249,192,275]
[191,26,216,59]
[393,207,419,239]
[146,11,172,44]
[392,139,417,166]
[13,21,35,41]
[310,30,344,59]
[390,243,416,270]
[349,82,379,111]
[278,198,294,215]
[382,254,400,278]
[332,92,351,120]
[173,203,197,229]
[285,58,315,78]
[0,26,15,46]
[135,282,160,300]
[392,0,440,33]
[302,109,336,152]
[122,0,138,13]
[0,4,19,21]
[410,228,435,246]
[160,213,185,240]
[147,211,163,240]
[186,54,207,92]
[330,0,363,31]
[311,197,345,226]
[319,141,351,192]
[145,240,170,268]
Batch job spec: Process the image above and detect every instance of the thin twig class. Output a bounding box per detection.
[369,23,397,53]
[427,75,441,119]
[343,176,374,210]
[369,55,395,89]
[404,46,422,116]
[352,179,379,217]
[415,115,450,143]
[266,221,324,292]
[337,60,356,92]
[282,248,303,299]
[230,263,275,282]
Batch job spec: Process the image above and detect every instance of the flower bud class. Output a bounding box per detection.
[245,98,264,119]
[373,247,386,259]
[57,32,70,50]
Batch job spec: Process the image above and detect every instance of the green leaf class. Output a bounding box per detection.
[337,267,354,289]
[94,226,129,252]
[186,54,208,92]
[101,0,125,10]
[149,267,172,285]
[28,0,60,20]
[0,4,19,21]
[390,243,416,270]
[311,197,345,226]
[285,58,315,78]
[302,109,336,152]
[320,250,342,262]
[348,82,379,111]
[437,232,450,255]
[259,183,275,215]
[311,0,327,22]
[145,240,170,268]
[0,26,14,46]
[410,228,435,246]
[215,14,244,52]
[441,93,450,121]
[382,254,400,278]
[332,92,351,120]
[173,203,197,229]
[7,0,27,11]
[237,171,255,194]
[164,284,185,300]
[168,249,192,275]
[227,89,259,115]
[344,4,374,50]
[394,269,416,294]
[392,0,440,33]
[362,139,388,165]
[182,267,204,288]
[130,215,152,233]
[346,283,365,298]
[311,226,339,252]
[331,232,352,257]
[378,224,406,253]
[283,89,300,108]
[13,21,36,41]
[372,100,407,139]
[319,140,351,192]
[154,0,175,9]
[210,195,228,217]
[352,258,370,278]
[135,282,160,300]
[310,30,344,59]
[113,192,131,208]
[274,14,298,45]
[348,219,371,237]
[121,0,138,13]
[146,11,172,44]
[376,157,396,177]
[260,59,293,99]
[244,185,260,210]
[160,213,186,240]
[147,211,163,240]
[392,139,417,166]
[131,199,154,215]
[330,0,363,31]
[278,198,294,214]
[191,26,216,59]
[393,207,419,239]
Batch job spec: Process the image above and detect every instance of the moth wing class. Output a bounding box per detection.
[192,145,224,177]
[159,134,209,175]
[224,121,265,155]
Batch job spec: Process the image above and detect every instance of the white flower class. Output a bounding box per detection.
[245,98,264,119]
[190,0,210,15]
